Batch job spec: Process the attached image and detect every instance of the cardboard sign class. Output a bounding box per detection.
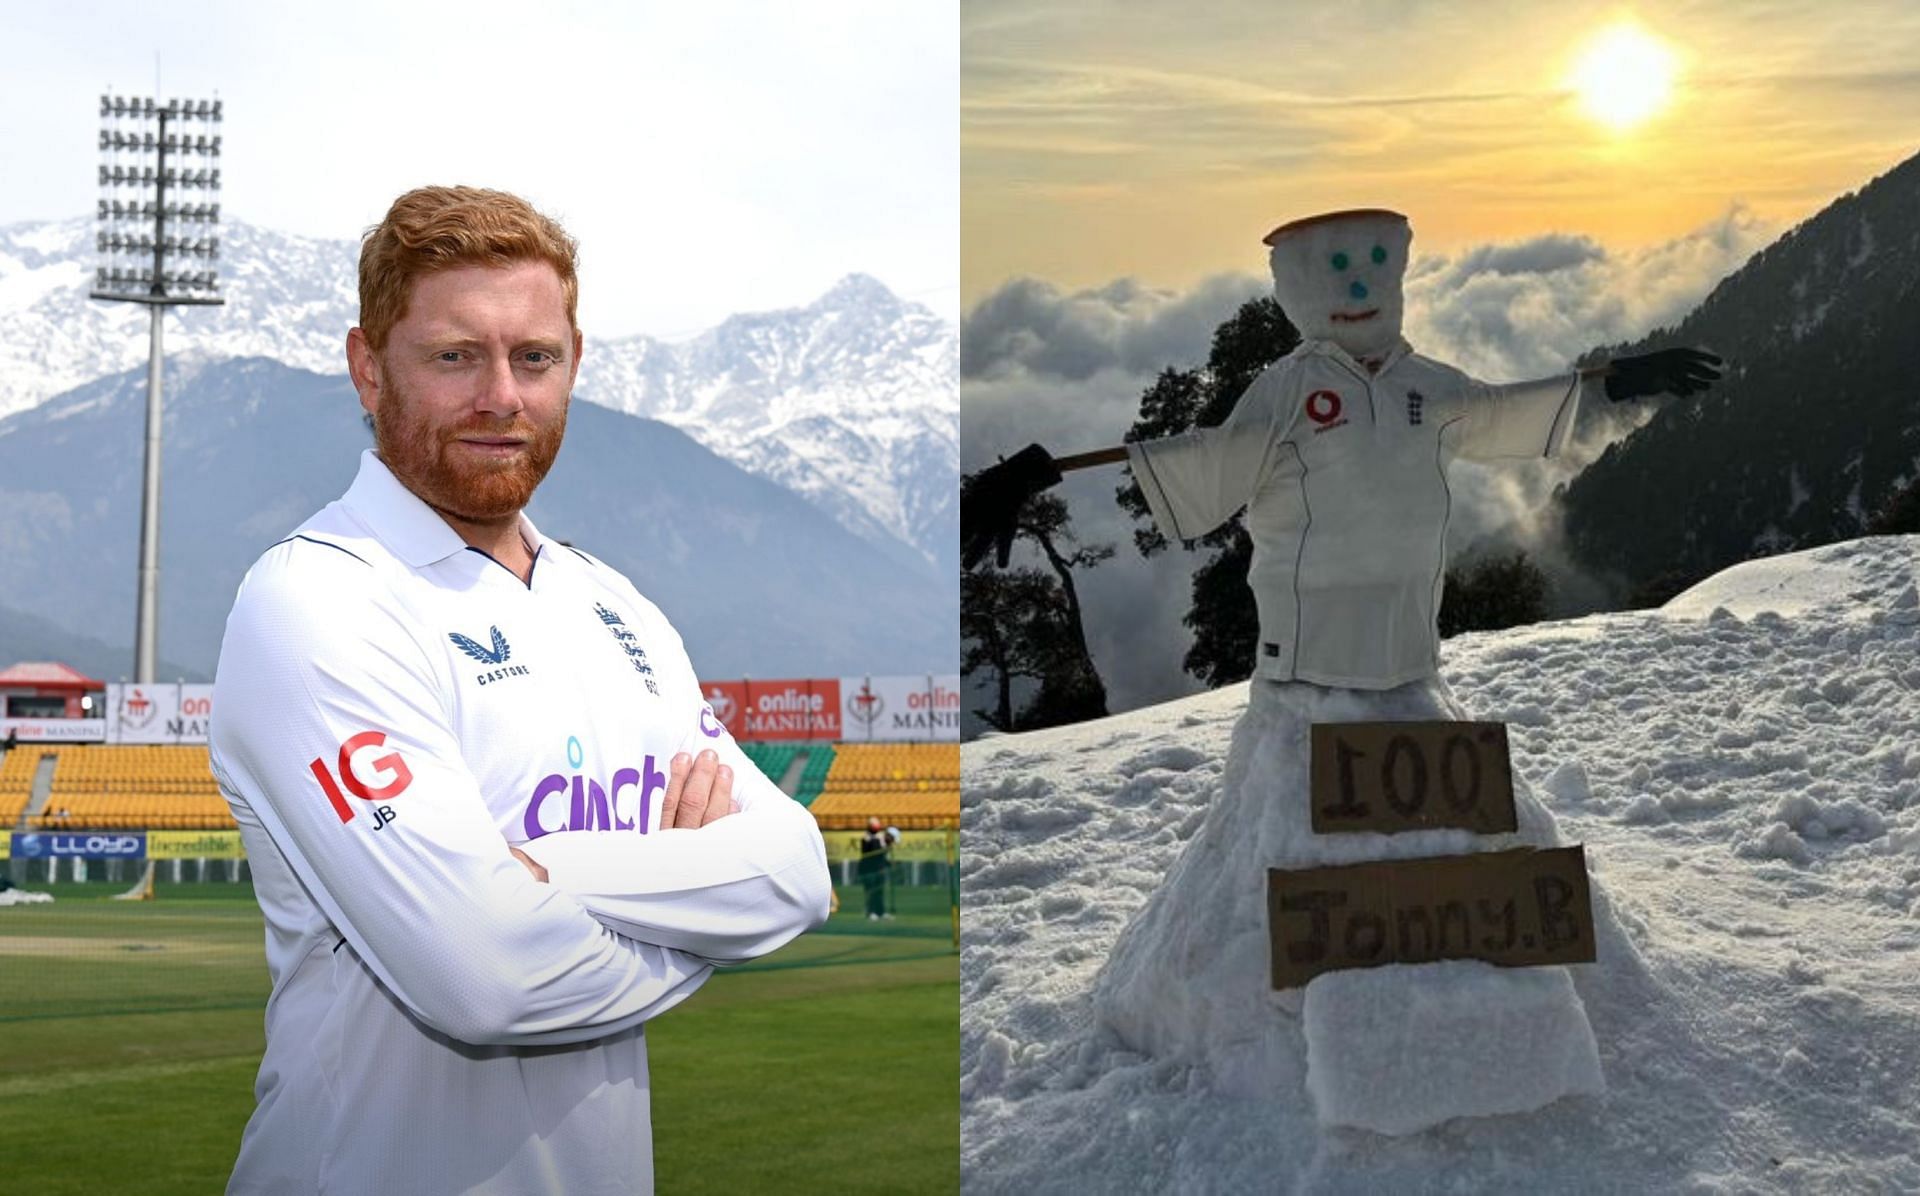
[1310,721,1516,835]
[1268,845,1595,990]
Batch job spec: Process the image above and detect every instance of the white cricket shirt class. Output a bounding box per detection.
[1128,338,1587,689]
[210,450,830,1195]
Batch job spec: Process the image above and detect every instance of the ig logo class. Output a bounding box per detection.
[310,730,413,829]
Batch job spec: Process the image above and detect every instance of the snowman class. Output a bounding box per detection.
[963,208,1721,1133]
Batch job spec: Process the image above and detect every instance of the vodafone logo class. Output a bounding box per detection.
[310,730,414,825]
[1306,390,1344,426]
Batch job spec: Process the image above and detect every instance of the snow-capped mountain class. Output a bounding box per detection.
[0,217,956,574]
[583,273,960,577]
[0,219,354,414]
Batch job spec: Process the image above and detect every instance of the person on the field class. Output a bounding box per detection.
[211,186,830,1194]
[858,816,892,919]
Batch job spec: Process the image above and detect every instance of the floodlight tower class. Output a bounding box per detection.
[89,94,225,684]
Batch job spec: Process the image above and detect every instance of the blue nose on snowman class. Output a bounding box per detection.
[1349,280,1368,301]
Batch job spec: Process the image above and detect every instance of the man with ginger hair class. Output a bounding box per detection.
[211,186,830,1194]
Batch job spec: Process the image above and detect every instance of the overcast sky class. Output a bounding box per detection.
[0,0,958,338]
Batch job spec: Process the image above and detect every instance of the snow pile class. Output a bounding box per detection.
[1302,962,1600,1135]
[1091,678,1604,1133]
[962,535,1920,1192]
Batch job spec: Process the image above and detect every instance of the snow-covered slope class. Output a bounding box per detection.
[1562,150,1920,593]
[0,219,353,414]
[584,273,959,574]
[0,218,956,572]
[962,535,1920,1192]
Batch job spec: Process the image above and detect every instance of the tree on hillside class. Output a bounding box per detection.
[961,567,1055,732]
[1625,569,1708,610]
[1115,297,1299,685]
[1439,552,1551,637]
[1867,476,1920,535]
[1017,494,1111,664]
[1012,491,1113,727]
[959,487,1113,731]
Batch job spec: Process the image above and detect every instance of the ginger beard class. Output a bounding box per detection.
[371,367,569,525]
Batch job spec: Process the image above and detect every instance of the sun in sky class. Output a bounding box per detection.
[1568,20,1680,133]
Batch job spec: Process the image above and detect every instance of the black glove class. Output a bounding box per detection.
[1604,347,1724,403]
[961,444,1062,569]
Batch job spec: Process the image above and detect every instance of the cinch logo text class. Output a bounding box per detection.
[522,753,667,841]
[311,730,414,825]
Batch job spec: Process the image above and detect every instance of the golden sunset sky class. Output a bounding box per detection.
[962,0,1920,301]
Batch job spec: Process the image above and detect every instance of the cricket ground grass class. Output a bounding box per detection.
[0,880,957,1194]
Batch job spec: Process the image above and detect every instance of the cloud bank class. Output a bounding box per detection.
[1405,205,1775,380]
[961,273,1268,384]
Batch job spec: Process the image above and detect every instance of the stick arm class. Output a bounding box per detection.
[1053,446,1130,473]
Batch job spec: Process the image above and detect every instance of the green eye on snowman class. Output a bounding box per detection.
[1332,245,1390,272]
[1330,245,1388,299]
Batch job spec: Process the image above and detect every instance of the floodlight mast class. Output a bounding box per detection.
[89,94,225,685]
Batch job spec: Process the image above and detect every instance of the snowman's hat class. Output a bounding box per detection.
[1262,208,1408,246]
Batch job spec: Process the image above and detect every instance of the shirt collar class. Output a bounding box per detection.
[1300,336,1413,378]
[340,449,548,569]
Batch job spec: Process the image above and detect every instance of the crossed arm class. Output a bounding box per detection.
[211,553,829,1048]
[509,746,737,881]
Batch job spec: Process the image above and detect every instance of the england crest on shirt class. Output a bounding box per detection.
[593,603,660,696]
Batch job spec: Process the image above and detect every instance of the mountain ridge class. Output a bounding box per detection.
[1559,149,1920,595]
[0,216,956,574]
[0,356,954,680]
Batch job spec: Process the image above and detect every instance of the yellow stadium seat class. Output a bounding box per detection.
[24,744,223,832]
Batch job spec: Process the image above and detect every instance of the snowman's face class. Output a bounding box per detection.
[1268,213,1411,359]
